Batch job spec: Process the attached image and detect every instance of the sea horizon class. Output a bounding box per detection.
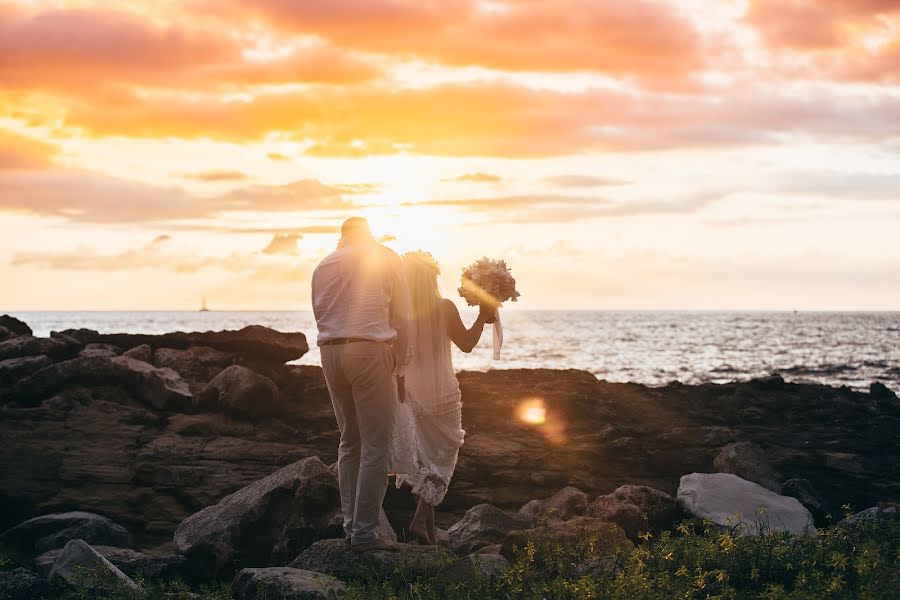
[7,310,898,393]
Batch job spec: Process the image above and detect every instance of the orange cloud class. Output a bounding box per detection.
[746,0,899,50]
[745,1,900,83]
[542,175,631,188]
[0,129,56,169]
[180,170,249,182]
[49,82,900,157]
[408,191,725,223]
[215,0,705,87]
[443,172,502,183]
[0,172,354,223]
[0,6,378,95]
[261,233,301,256]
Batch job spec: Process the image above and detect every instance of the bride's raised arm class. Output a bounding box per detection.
[442,298,493,353]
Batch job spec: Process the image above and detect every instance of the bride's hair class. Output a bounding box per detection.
[402,251,451,398]
[402,250,442,323]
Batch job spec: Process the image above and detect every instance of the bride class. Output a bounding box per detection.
[390,251,495,545]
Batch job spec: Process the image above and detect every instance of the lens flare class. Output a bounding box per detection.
[517,397,547,425]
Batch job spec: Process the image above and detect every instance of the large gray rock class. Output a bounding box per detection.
[289,538,448,581]
[447,504,532,554]
[174,456,339,579]
[0,356,52,387]
[36,545,185,580]
[0,335,80,362]
[6,355,192,410]
[518,486,588,523]
[713,442,780,492]
[677,473,815,536]
[0,567,46,600]
[232,567,345,600]
[0,511,133,554]
[586,485,681,541]
[48,539,142,594]
[443,553,509,583]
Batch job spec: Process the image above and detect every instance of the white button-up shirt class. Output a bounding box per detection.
[311,241,413,375]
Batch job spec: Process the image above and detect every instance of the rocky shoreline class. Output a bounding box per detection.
[1,315,899,596]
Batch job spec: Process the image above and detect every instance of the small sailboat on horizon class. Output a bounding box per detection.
[200,296,210,312]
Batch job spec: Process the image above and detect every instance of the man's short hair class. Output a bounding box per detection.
[340,217,372,240]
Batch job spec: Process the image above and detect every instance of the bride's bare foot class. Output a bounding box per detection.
[408,521,434,544]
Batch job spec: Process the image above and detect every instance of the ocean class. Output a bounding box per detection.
[7,310,900,392]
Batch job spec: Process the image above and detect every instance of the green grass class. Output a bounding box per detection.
[5,513,898,600]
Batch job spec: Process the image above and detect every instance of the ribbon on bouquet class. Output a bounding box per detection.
[492,312,504,360]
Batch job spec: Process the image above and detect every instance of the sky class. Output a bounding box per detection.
[1,0,899,311]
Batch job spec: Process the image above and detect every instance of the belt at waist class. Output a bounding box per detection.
[320,337,377,346]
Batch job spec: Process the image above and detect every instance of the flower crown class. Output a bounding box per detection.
[403,250,441,276]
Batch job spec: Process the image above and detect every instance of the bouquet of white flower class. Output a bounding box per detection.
[458,257,521,358]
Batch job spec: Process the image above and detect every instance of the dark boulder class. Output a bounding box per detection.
[713,442,780,492]
[0,316,32,337]
[0,356,52,388]
[500,517,632,562]
[48,539,142,594]
[518,486,588,524]
[442,553,509,583]
[123,344,153,363]
[289,538,449,581]
[78,343,122,359]
[869,382,898,404]
[781,478,833,526]
[6,356,192,410]
[840,505,898,526]
[0,511,133,554]
[586,485,681,542]
[61,325,309,363]
[447,504,532,554]
[196,364,283,418]
[173,456,339,580]
[232,567,346,600]
[0,336,81,362]
[36,545,185,581]
[152,346,238,392]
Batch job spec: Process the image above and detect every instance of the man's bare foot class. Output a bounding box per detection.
[351,537,401,552]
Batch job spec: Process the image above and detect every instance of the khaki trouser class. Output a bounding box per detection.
[320,341,396,545]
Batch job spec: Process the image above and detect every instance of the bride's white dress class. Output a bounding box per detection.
[390,325,465,506]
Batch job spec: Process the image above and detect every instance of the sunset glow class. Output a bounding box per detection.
[517,398,548,426]
[1,0,899,310]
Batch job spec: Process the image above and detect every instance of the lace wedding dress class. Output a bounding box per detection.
[390,304,465,507]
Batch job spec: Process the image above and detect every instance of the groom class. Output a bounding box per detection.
[311,217,413,552]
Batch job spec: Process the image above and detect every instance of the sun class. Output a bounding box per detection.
[363,204,454,257]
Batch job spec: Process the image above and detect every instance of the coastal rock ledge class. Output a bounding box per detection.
[1,316,898,549]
